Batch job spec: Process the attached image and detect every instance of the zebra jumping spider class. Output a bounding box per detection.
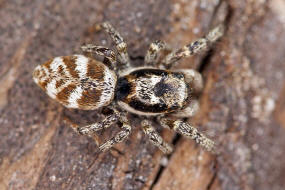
[33,22,224,154]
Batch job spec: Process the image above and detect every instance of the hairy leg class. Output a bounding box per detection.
[162,24,224,69]
[99,114,132,151]
[99,22,130,70]
[141,120,173,154]
[81,44,116,69]
[77,111,120,136]
[145,40,171,67]
[159,118,215,152]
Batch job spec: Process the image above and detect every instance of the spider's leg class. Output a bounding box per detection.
[99,114,131,151]
[77,109,120,136]
[99,22,130,70]
[159,118,215,152]
[145,40,171,67]
[81,44,116,69]
[162,24,224,69]
[141,120,173,154]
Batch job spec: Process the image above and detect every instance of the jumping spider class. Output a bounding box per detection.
[33,22,224,154]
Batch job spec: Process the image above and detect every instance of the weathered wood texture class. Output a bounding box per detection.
[1,0,285,190]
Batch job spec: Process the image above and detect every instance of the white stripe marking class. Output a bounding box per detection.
[46,79,57,99]
[74,55,88,78]
[67,85,83,108]
[50,57,64,73]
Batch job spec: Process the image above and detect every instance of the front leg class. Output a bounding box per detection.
[162,24,224,69]
[159,118,215,152]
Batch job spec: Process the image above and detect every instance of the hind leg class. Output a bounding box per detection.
[99,22,131,70]
[81,44,116,69]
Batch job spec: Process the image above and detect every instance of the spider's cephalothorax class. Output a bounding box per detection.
[116,68,189,116]
[33,22,224,154]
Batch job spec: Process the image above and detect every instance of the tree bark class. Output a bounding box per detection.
[1,0,285,190]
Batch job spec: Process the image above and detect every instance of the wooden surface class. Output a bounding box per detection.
[1,0,285,190]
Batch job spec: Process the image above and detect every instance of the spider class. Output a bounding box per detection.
[33,22,224,154]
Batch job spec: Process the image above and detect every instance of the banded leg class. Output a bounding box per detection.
[162,24,224,69]
[145,40,170,67]
[77,109,120,136]
[159,118,215,152]
[99,22,130,70]
[81,44,116,69]
[141,120,173,154]
[99,115,132,151]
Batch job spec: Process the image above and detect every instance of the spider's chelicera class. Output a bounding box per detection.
[33,22,224,154]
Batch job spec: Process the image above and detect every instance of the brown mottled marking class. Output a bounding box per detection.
[42,59,53,74]
[55,79,65,88]
[77,88,102,109]
[57,65,65,76]
[56,84,77,104]
[62,56,80,78]
[86,59,105,80]
[38,80,49,91]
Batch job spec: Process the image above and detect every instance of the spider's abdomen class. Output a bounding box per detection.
[116,68,189,115]
[33,55,117,110]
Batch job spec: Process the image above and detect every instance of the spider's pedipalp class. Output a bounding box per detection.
[141,120,173,154]
[162,24,224,68]
[171,99,200,118]
[159,118,215,152]
[178,69,203,94]
[100,22,130,71]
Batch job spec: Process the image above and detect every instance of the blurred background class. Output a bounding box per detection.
[0,0,285,190]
